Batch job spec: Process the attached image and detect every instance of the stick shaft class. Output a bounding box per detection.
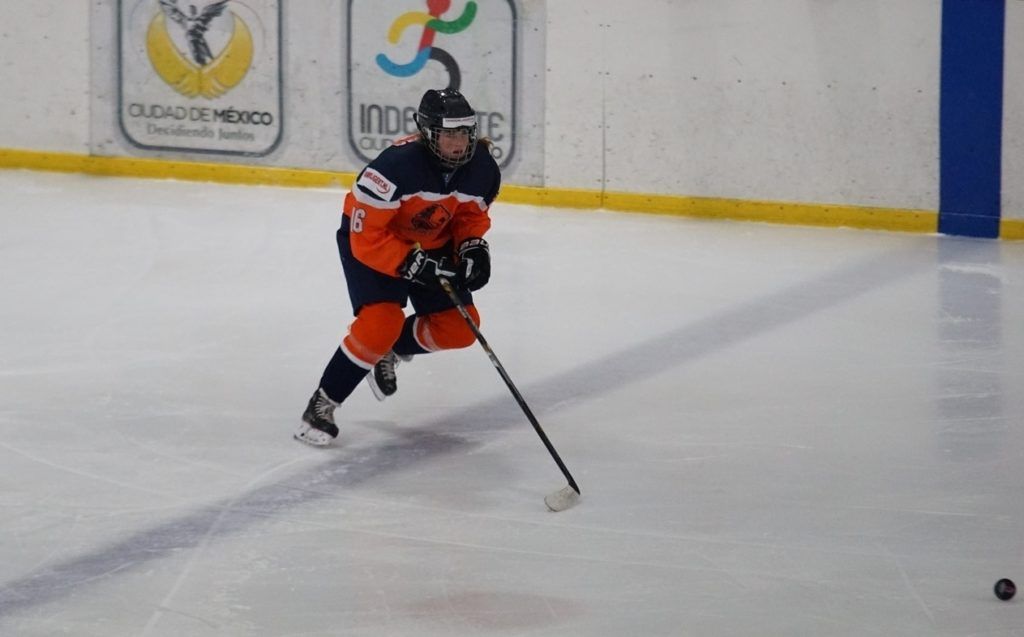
[440,279,579,494]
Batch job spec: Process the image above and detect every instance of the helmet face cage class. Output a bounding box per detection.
[416,89,478,170]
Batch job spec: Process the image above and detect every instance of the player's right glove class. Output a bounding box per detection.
[400,247,456,287]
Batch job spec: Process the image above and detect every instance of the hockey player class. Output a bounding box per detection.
[295,88,501,446]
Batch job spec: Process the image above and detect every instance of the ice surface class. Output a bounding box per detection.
[1,170,1023,636]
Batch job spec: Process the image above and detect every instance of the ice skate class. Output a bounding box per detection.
[367,351,411,401]
[295,388,340,447]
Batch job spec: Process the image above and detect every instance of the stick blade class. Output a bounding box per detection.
[544,485,580,512]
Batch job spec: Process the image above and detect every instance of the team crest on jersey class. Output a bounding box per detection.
[410,204,452,232]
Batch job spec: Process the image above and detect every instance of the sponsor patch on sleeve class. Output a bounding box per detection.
[357,168,398,201]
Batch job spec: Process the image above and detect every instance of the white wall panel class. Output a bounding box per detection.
[1003,0,1023,221]
[0,0,91,152]
[542,2,607,189]
[542,0,941,210]
[2,0,1020,221]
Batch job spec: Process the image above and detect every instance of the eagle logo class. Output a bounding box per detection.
[147,0,253,99]
[410,204,452,232]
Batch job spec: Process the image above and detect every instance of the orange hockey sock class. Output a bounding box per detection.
[414,305,480,352]
[341,302,406,368]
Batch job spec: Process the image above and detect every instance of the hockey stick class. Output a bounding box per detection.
[439,277,581,512]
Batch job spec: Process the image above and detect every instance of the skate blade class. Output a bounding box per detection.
[293,423,334,447]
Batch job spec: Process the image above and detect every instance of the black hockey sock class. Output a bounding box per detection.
[318,347,369,403]
[392,316,430,358]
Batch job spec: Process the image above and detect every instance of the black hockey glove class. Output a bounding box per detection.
[457,237,490,291]
[400,247,456,287]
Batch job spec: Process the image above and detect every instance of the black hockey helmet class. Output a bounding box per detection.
[414,88,478,170]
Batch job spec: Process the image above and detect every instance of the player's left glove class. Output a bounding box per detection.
[457,238,490,291]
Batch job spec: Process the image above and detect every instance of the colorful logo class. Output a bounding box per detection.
[147,0,253,98]
[347,0,516,167]
[376,0,477,90]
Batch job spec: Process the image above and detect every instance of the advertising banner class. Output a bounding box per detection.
[118,0,282,156]
[347,0,517,167]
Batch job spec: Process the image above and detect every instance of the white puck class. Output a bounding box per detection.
[544,485,580,512]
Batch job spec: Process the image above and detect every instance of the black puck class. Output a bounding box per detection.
[994,578,1016,601]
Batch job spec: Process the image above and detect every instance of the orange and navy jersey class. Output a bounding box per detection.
[342,136,501,276]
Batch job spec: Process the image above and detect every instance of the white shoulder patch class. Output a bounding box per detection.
[357,168,398,201]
